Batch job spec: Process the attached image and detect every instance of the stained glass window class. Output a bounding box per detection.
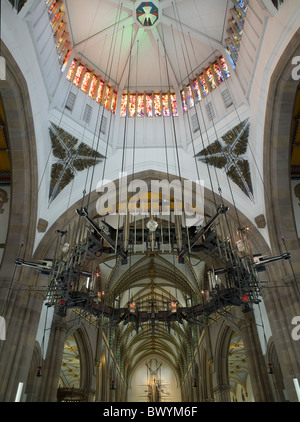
[111,91,118,114]
[193,78,201,102]
[120,94,128,117]
[181,90,188,113]
[146,94,153,117]
[61,50,71,72]
[137,94,144,117]
[186,85,195,108]
[51,11,64,32]
[96,80,105,104]
[170,93,178,117]
[234,0,248,15]
[162,94,170,117]
[54,20,65,40]
[89,75,98,99]
[153,94,162,117]
[206,67,217,91]
[219,56,231,78]
[73,64,85,87]
[104,86,112,109]
[129,94,136,117]
[199,74,209,97]
[81,70,92,93]
[48,0,58,16]
[212,61,225,84]
[67,59,77,81]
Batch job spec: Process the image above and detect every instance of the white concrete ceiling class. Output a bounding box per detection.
[64,0,231,89]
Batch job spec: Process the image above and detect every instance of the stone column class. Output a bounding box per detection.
[213,384,231,402]
[37,318,69,402]
[239,310,274,402]
[261,277,300,402]
[0,284,44,402]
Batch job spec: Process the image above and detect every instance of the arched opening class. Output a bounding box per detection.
[228,332,254,402]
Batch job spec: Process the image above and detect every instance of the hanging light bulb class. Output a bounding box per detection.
[268,363,273,374]
[36,366,42,377]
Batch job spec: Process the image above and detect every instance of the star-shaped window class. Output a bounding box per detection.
[195,119,253,199]
[49,123,105,203]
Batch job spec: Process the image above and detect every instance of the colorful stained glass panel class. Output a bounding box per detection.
[146,94,153,117]
[219,56,231,78]
[129,94,136,117]
[104,86,112,109]
[206,67,217,91]
[162,94,170,117]
[81,70,92,93]
[111,91,118,114]
[137,94,144,117]
[170,93,178,117]
[96,80,105,103]
[89,75,98,99]
[199,73,209,97]
[186,85,195,108]
[193,78,201,102]
[212,62,224,84]
[67,59,77,81]
[153,94,161,117]
[181,89,188,113]
[73,64,84,87]
[120,94,128,117]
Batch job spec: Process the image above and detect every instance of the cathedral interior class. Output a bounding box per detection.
[0,0,300,404]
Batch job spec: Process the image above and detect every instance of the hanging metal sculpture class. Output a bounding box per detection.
[15,203,290,332]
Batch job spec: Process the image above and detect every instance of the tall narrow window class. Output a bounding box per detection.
[146,94,153,117]
[129,94,136,117]
[137,94,145,117]
[73,64,85,87]
[96,81,105,104]
[206,101,215,121]
[170,93,178,117]
[153,94,161,117]
[111,91,118,114]
[81,70,92,93]
[212,62,225,84]
[206,67,217,91]
[83,104,92,124]
[199,74,209,97]
[180,90,188,113]
[191,113,200,134]
[100,116,107,135]
[219,56,231,78]
[89,75,99,99]
[120,94,128,117]
[193,78,201,102]
[221,89,233,109]
[186,85,195,108]
[67,59,77,81]
[162,94,170,117]
[65,91,76,112]
[104,86,112,110]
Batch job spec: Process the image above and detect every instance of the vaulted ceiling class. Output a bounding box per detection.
[64,0,230,89]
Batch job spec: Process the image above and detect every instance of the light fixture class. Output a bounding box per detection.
[192,378,198,388]
[36,366,42,377]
